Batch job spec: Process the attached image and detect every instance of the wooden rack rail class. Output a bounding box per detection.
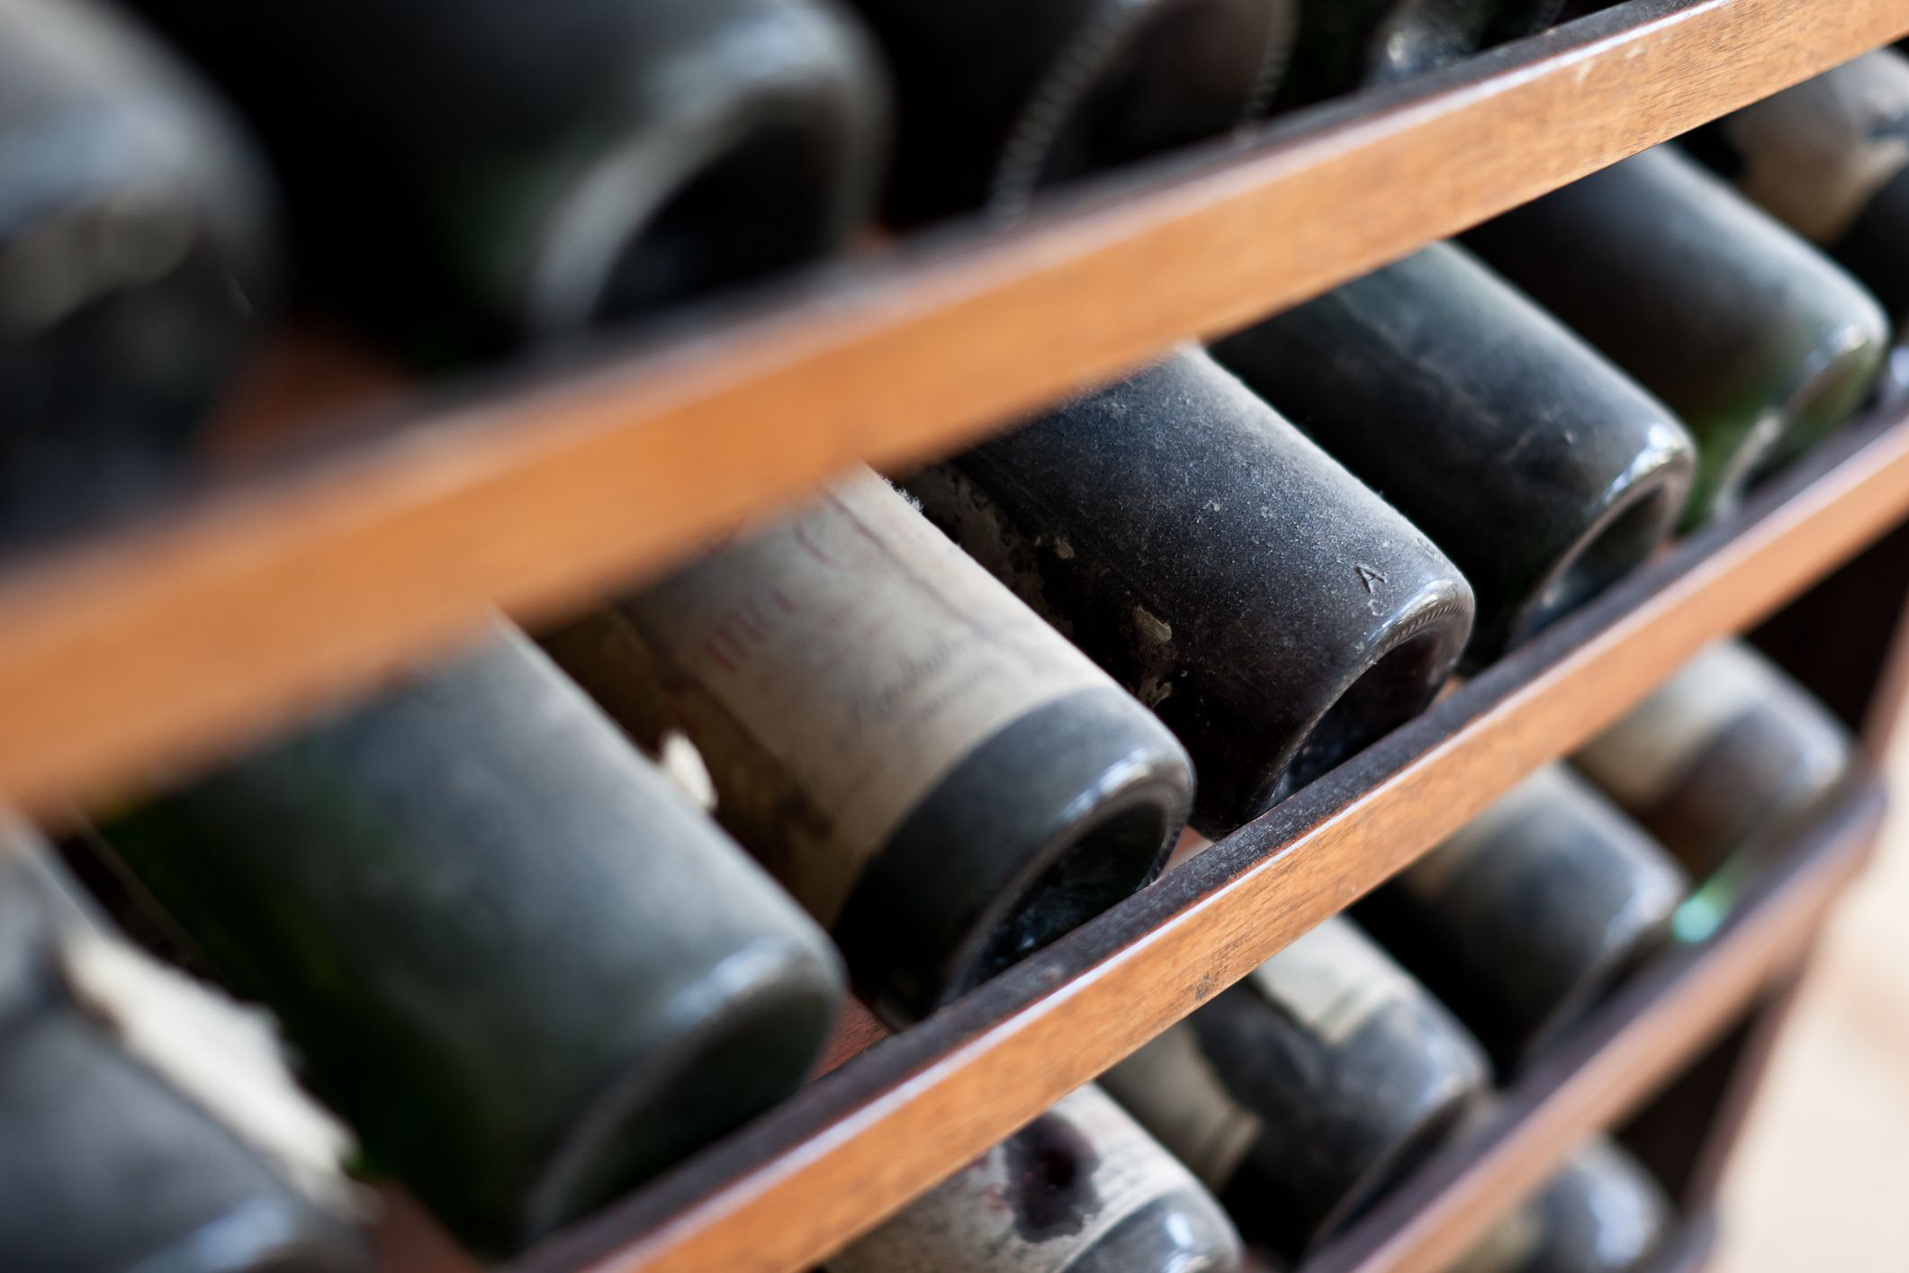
[509,408,1909,1273]
[5,0,1908,820]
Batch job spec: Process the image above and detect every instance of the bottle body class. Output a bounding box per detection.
[904,346,1474,833]
[0,0,275,548]
[1102,915,1490,1260]
[844,0,1294,222]
[1213,242,1694,667]
[1450,1138,1670,1273]
[829,1084,1242,1272]
[1358,765,1687,1073]
[543,468,1192,1022]
[0,828,363,1273]
[1465,145,1889,526]
[1279,0,1498,107]
[98,626,845,1252]
[127,0,890,358]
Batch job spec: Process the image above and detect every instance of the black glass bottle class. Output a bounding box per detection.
[1486,1,1568,43]
[544,467,1192,1022]
[1357,765,1687,1073]
[96,627,845,1253]
[1213,242,1694,667]
[1686,50,1909,390]
[844,0,1295,223]
[0,826,364,1273]
[1102,915,1490,1260]
[904,346,1474,833]
[0,0,275,548]
[126,0,890,361]
[1279,0,1498,108]
[828,1085,1243,1272]
[1449,1138,1670,1273]
[1465,145,1889,526]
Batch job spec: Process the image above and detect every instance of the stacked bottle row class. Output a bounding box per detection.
[815,638,1851,1272]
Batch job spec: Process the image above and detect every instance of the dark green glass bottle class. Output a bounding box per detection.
[1449,1138,1670,1273]
[1279,0,1498,107]
[1466,146,1889,526]
[0,0,275,548]
[126,0,890,362]
[96,627,845,1253]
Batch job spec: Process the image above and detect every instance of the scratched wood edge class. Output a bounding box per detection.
[501,414,1909,1273]
[1298,776,1885,1273]
[0,0,1904,817]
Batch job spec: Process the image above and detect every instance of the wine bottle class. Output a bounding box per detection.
[542,467,1193,1022]
[828,1084,1243,1273]
[0,826,364,1273]
[1356,765,1687,1073]
[96,627,846,1252]
[1685,50,1909,375]
[1449,1138,1669,1273]
[0,0,274,548]
[903,346,1474,833]
[1212,242,1694,667]
[1278,1,1498,108]
[1465,145,1889,526]
[126,0,889,360]
[1486,1,1568,43]
[842,0,1295,223]
[1572,641,1852,885]
[1101,915,1490,1260]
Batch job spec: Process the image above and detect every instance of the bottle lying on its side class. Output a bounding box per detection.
[0,825,365,1273]
[1466,145,1889,527]
[1103,915,1491,1262]
[1357,765,1687,1075]
[904,346,1475,834]
[95,626,846,1254]
[1448,1137,1671,1273]
[1214,241,1694,669]
[827,1084,1244,1273]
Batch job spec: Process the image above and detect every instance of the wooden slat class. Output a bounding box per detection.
[509,412,1909,1273]
[1301,778,1885,1273]
[3,0,1908,815]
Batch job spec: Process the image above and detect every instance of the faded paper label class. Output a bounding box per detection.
[830,1086,1212,1273]
[1102,1020,1263,1189]
[1248,915,1416,1047]
[1572,642,1768,811]
[1726,50,1909,243]
[568,469,1110,924]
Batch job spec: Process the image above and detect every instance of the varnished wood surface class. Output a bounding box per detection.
[3,0,1907,815]
[507,414,1908,1273]
[1300,778,1885,1273]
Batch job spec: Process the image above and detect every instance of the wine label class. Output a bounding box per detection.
[1101,1021,1263,1190]
[1572,643,1768,810]
[1723,51,1909,244]
[1246,915,1416,1047]
[553,469,1111,925]
[830,1086,1208,1273]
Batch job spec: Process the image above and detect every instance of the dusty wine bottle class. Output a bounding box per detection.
[828,1085,1243,1273]
[0,0,275,548]
[1485,1,1568,43]
[1448,1138,1669,1273]
[903,346,1474,833]
[96,627,845,1252]
[542,467,1192,1022]
[1212,242,1695,667]
[1101,915,1490,1260]
[1356,766,1687,1073]
[126,0,889,360]
[843,0,1294,223]
[1685,50,1909,378]
[1278,0,1497,107]
[1573,641,1853,886]
[1465,145,1889,526]
[0,826,364,1273]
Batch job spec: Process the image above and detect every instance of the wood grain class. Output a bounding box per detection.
[1301,779,1885,1273]
[1,0,1906,814]
[508,414,1909,1273]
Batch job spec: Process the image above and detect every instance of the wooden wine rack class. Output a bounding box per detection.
[19,0,1909,1270]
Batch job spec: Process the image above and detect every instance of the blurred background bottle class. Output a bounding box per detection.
[1447,1138,1671,1273]
[544,468,1192,1022]
[905,347,1474,833]
[1213,242,1693,669]
[95,627,844,1252]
